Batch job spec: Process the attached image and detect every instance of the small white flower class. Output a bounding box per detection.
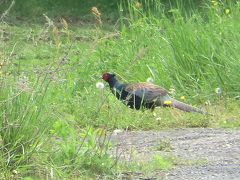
[169,88,176,95]
[215,88,222,94]
[160,58,165,62]
[205,100,211,106]
[156,117,162,122]
[96,82,104,89]
[153,113,157,117]
[12,170,18,175]
[147,77,154,83]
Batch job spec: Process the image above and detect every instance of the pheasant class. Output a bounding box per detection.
[102,72,206,114]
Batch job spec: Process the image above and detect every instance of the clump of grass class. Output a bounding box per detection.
[113,0,240,99]
[46,124,114,178]
[0,68,52,176]
[152,139,171,151]
[117,154,174,178]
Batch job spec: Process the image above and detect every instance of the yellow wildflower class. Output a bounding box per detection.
[224,9,230,14]
[211,0,218,6]
[135,2,141,7]
[163,100,172,105]
[101,104,108,110]
[180,96,185,100]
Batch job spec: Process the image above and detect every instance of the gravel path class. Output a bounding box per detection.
[109,128,240,180]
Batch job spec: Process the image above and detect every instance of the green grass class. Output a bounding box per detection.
[1,0,240,178]
[116,154,175,178]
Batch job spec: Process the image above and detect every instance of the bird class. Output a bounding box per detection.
[102,72,207,114]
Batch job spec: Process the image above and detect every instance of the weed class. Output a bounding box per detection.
[118,154,175,178]
[152,139,171,151]
[0,68,52,175]
[47,124,114,177]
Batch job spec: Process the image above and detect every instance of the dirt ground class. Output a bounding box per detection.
[109,128,240,180]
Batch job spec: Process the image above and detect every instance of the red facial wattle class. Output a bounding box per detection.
[102,73,109,81]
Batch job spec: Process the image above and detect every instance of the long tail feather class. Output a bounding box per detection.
[156,95,208,114]
[169,98,205,114]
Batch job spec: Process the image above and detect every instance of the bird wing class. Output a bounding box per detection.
[124,82,168,103]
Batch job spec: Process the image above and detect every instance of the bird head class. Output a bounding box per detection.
[102,72,116,81]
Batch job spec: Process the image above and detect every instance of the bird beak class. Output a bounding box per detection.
[99,76,103,79]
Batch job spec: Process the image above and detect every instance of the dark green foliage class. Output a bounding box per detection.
[0,0,118,21]
[1,0,237,21]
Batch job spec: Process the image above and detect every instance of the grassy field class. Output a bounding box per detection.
[0,0,240,178]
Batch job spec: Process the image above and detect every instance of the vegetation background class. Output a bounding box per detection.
[0,0,239,179]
